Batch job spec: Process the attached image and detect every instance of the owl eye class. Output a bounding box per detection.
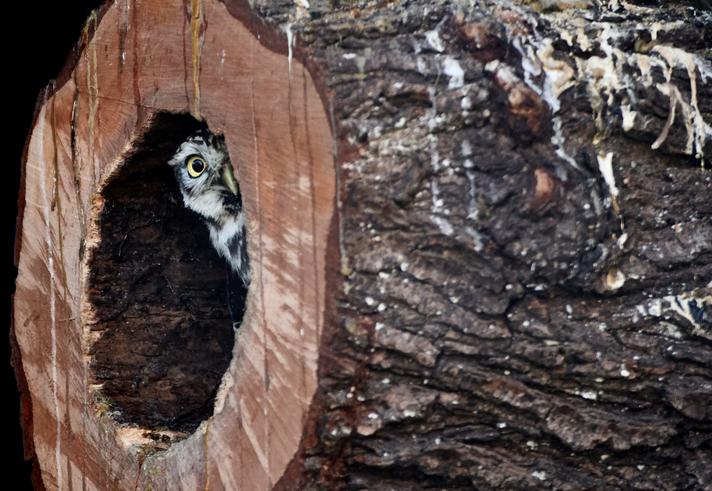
[186,155,207,178]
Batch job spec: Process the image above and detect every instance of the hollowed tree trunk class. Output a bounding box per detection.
[12,0,712,490]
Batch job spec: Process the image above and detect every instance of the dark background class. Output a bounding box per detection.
[6,2,103,489]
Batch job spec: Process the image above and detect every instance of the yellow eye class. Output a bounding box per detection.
[186,155,207,178]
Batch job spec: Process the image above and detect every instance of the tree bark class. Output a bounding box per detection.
[12,0,712,490]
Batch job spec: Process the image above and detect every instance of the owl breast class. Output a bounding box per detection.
[208,213,250,286]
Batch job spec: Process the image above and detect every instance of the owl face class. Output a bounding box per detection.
[168,129,240,222]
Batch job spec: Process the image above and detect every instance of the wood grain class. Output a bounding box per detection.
[13,0,334,489]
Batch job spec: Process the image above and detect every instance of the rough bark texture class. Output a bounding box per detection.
[271,0,712,489]
[12,0,712,490]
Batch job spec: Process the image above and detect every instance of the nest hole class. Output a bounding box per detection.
[86,113,245,443]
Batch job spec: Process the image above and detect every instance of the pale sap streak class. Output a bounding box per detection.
[38,106,63,490]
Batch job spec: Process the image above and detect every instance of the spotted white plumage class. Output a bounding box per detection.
[168,129,250,325]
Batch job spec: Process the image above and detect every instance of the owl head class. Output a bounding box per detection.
[168,129,241,222]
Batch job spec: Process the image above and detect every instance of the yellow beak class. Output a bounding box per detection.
[221,164,239,195]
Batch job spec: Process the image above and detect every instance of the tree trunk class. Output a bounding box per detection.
[12,0,712,489]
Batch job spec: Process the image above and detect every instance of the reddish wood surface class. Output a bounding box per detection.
[13,0,334,488]
[15,0,712,490]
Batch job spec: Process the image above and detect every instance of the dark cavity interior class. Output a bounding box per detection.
[87,113,245,439]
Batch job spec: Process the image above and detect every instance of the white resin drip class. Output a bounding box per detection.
[443,56,464,89]
[285,23,294,73]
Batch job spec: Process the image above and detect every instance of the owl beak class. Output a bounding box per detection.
[221,164,239,195]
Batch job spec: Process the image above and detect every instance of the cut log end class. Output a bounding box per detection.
[13,0,334,487]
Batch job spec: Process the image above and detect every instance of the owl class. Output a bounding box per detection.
[168,129,249,327]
